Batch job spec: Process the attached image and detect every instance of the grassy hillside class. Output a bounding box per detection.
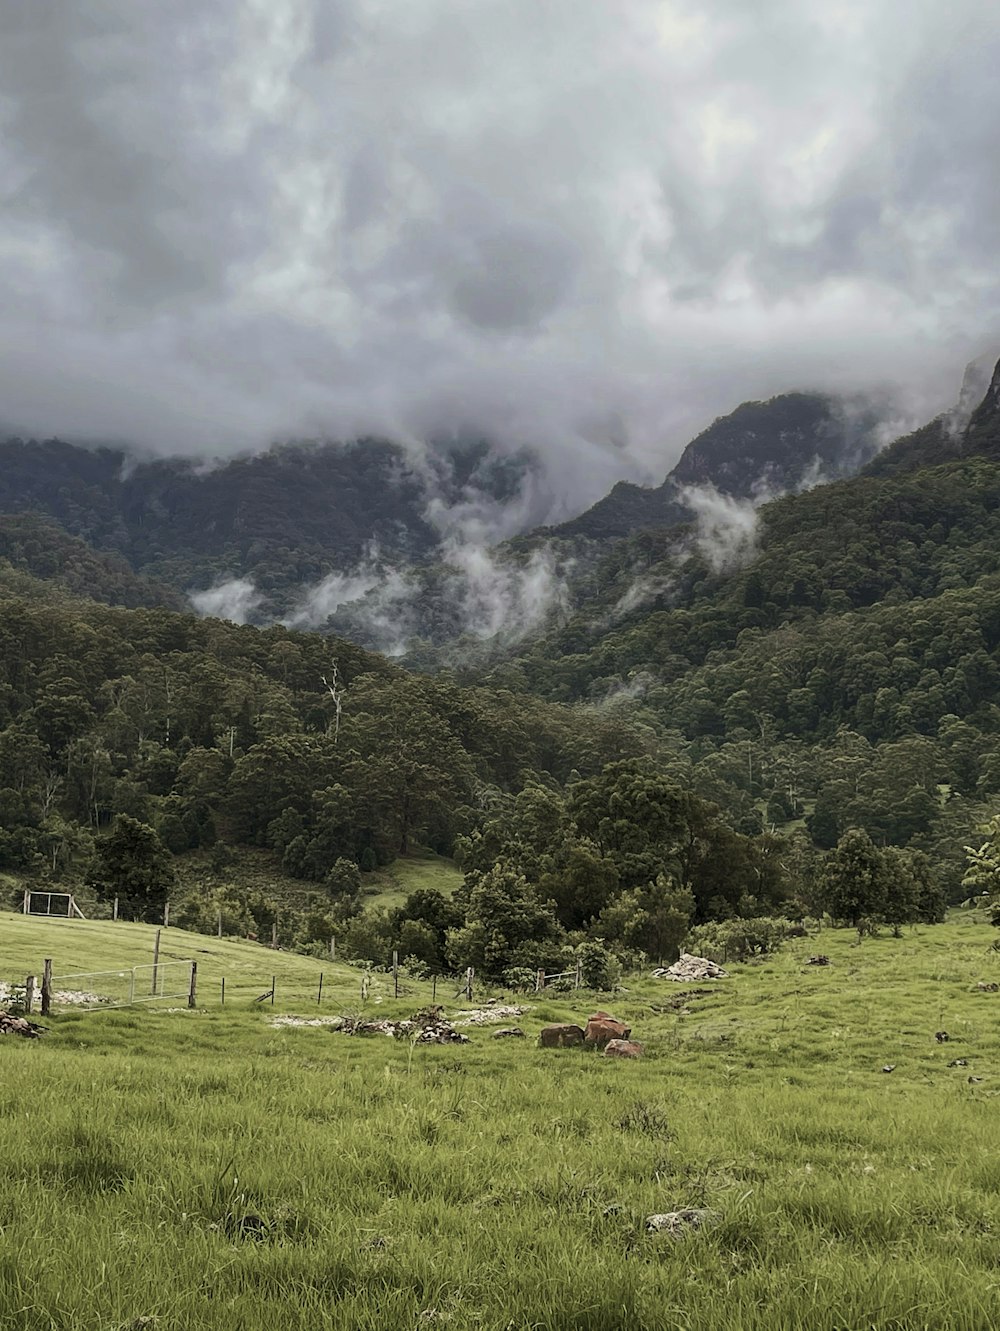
[3,914,1000,1328]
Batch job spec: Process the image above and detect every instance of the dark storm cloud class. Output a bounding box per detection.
[1,0,999,519]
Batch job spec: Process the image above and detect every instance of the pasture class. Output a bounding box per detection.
[1,911,999,1330]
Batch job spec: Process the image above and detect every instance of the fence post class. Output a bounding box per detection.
[575,959,582,990]
[41,959,52,1017]
[393,950,399,998]
[113,896,119,922]
[536,968,545,993]
[271,975,275,1007]
[271,922,278,950]
[128,968,135,1005]
[217,910,223,938]
[21,889,29,916]
[466,967,474,1001]
[164,901,170,928]
[151,928,161,995]
[432,974,437,1003]
[317,972,324,1005]
[221,977,225,1006]
[188,960,198,1009]
[24,975,35,1015]
[330,935,336,961]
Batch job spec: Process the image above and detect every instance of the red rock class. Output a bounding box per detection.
[584,1012,631,1047]
[604,1039,643,1059]
[539,1023,585,1048]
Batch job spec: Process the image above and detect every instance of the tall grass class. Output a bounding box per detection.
[1,916,999,1327]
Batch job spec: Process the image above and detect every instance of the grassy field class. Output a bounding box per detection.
[3,912,1000,1329]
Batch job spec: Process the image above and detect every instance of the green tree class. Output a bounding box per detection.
[87,815,174,922]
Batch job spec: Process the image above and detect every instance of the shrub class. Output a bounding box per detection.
[684,916,792,963]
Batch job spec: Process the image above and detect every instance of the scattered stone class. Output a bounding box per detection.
[949,1058,969,1068]
[492,1027,525,1039]
[272,1015,346,1029]
[935,1031,950,1043]
[978,982,999,992]
[346,1015,469,1044]
[969,1076,984,1084]
[645,1208,720,1237]
[0,1012,46,1038]
[653,954,728,982]
[0,1011,46,1038]
[881,1064,896,1073]
[603,1039,643,1059]
[806,955,830,966]
[454,1004,528,1026]
[584,1011,631,1048]
[539,1024,585,1048]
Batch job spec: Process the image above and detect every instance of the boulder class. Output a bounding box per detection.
[539,1023,585,1048]
[584,1011,631,1047]
[604,1039,643,1059]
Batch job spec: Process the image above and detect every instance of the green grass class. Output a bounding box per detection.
[3,913,1000,1328]
[360,847,464,911]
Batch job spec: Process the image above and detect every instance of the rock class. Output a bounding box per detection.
[806,955,830,966]
[935,1031,950,1043]
[881,1064,896,1073]
[949,1058,969,1067]
[645,1208,720,1237]
[978,982,999,992]
[653,954,728,982]
[969,1076,984,1084]
[0,1012,46,1038]
[584,1011,631,1047]
[603,1039,643,1059]
[539,1024,585,1048]
[492,1027,525,1039]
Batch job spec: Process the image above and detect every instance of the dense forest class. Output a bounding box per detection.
[3,364,1000,977]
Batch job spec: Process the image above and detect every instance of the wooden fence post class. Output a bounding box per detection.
[24,975,35,1015]
[188,961,198,1010]
[21,889,29,916]
[317,972,324,1005]
[536,968,545,993]
[330,936,336,961]
[217,910,223,938]
[574,959,582,989]
[41,959,52,1017]
[221,977,225,1006]
[151,928,161,995]
[393,950,399,998]
[271,922,278,950]
[271,975,276,1007]
[164,901,170,928]
[113,896,119,922]
[432,975,437,1003]
[466,967,474,1001]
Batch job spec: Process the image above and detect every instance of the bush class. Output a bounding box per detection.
[684,916,792,963]
[577,940,621,991]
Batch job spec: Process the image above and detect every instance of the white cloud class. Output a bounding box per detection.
[0,0,997,512]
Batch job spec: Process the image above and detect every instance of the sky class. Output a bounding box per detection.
[2,0,999,514]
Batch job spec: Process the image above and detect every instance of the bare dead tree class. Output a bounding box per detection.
[321,662,346,744]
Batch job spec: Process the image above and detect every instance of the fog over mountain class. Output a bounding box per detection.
[2,2,1000,518]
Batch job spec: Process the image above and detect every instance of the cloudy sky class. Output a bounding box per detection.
[2,0,999,507]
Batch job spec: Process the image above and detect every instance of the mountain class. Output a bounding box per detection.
[549,392,884,542]
[0,435,536,609]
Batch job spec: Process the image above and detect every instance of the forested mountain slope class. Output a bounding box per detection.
[470,363,1000,891]
[548,392,883,542]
